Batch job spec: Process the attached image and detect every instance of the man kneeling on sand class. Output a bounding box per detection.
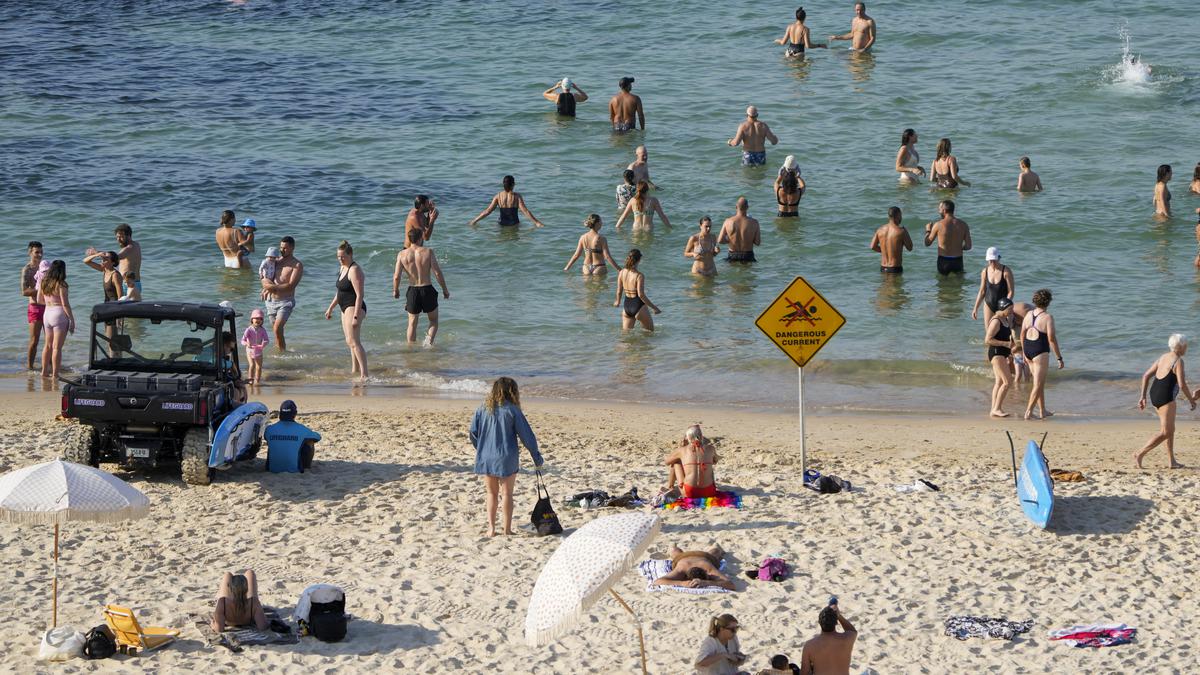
[653,545,736,590]
[663,424,720,498]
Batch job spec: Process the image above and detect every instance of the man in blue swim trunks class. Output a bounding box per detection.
[264,400,321,473]
[727,106,778,166]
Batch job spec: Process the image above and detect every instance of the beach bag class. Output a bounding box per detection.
[309,593,347,643]
[82,625,116,660]
[531,470,563,536]
[38,626,85,661]
[745,557,790,582]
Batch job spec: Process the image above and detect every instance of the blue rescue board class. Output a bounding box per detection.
[1017,439,1054,529]
[208,402,269,468]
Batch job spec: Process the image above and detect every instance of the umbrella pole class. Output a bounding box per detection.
[609,589,647,675]
[53,523,59,628]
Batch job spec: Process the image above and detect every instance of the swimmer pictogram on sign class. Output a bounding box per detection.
[755,277,845,367]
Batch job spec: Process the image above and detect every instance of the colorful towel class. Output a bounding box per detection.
[944,615,1033,641]
[660,490,741,510]
[637,558,732,594]
[1049,624,1136,648]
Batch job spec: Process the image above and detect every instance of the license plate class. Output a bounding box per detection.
[129,447,150,459]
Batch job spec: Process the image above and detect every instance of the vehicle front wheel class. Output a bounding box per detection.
[61,421,99,467]
[181,427,213,486]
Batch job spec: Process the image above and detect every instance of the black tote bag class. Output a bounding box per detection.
[531,469,564,536]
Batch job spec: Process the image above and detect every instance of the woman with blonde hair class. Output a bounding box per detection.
[615,180,672,231]
[470,377,543,537]
[324,240,368,381]
[694,613,747,674]
[212,570,269,632]
[1135,333,1196,469]
[563,214,620,275]
[930,137,970,189]
[37,260,74,380]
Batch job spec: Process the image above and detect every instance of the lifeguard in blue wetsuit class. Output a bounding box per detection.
[264,399,321,473]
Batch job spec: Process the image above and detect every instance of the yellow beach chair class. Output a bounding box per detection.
[102,604,181,656]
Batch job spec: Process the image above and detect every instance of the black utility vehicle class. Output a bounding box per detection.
[60,302,247,485]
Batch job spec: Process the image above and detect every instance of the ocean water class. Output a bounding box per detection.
[3,1,1199,415]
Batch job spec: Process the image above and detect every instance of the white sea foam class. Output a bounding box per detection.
[1105,26,1153,91]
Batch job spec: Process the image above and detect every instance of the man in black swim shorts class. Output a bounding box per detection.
[923,200,971,276]
[718,197,761,264]
[394,229,450,346]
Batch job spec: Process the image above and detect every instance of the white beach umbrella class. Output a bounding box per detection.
[524,511,660,675]
[0,459,150,627]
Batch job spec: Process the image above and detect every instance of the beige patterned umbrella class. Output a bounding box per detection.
[524,511,660,675]
[0,459,150,627]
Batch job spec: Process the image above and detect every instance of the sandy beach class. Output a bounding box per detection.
[1,389,1196,673]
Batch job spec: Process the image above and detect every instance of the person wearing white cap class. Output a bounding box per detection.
[727,106,779,166]
[774,155,806,217]
[542,77,587,117]
[971,247,1015,328]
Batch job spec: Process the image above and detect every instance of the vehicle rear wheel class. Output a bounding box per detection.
[61,421,99,467]
[181,427,213,486]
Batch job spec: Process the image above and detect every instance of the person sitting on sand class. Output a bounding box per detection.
[212,570,269,632]
[758,654,800,675]
[663,424,720,498]
[1016,156,1043,192]
[264,399,321,472]
[694,613,748,674]
[654,545,736,591]
[1135,333,1197,469]
[799,600,857,675]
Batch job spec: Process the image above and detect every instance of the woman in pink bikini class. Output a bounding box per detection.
[663,425,720,498]
[36,260,74,381]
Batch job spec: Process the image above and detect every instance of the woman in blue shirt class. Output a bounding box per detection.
[470,377,543,537]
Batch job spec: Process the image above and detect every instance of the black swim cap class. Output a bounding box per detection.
[996,298,1013,311]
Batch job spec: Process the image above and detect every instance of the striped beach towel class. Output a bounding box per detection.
[637,558,732,594]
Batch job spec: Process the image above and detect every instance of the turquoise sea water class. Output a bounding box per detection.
[3,1,1199,414]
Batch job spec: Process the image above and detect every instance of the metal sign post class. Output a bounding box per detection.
[754,276,845,476]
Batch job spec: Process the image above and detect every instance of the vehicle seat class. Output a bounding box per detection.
[112,335,133,352]
[179,338,203,355]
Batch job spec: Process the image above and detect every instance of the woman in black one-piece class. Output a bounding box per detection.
[1135,334,1196,469]
[984,298,1017,418]
[324,240,368,382]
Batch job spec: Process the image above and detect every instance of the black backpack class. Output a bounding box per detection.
[556,91,576,117]
[310,597,347,643]
[82,625,116,660]
[531,470,563,536]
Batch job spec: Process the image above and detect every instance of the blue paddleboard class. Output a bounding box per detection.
[208,402,269,468]
[1016,439,1054,529]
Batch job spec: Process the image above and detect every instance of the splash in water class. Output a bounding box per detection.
[1112,26,1152,85]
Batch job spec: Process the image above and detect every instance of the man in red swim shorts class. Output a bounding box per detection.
[664,425,720,498]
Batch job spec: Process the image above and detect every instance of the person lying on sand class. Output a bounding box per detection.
[653,545,736,590]
[212,570,269,632]
[664,425,720,498]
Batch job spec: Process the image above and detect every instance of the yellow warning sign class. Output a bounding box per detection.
[755,276,845,368]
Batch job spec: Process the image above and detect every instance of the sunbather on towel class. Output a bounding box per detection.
[653,545,736,590]
[663,425,720,498]
[212,570,269,632]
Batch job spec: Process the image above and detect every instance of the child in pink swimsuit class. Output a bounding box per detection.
[241,308,270,384]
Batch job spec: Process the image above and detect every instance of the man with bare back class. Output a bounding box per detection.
[608,77,644,132]
[393,229,450,346]
[870,206,913,274]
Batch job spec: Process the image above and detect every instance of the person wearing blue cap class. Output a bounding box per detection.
[239,218,257,255]
[264,400,321,473]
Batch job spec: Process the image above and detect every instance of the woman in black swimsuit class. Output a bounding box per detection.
[468,175,546,228]
[1021,288,1063,420]
[613,249,660,332]
[931,138,970,189]
[970,247,1014,328]
[774,7,827,57]
[985,298,1017,418]
[774,165,804,217]
[1135,334,1196,469]
[324,240,368,382]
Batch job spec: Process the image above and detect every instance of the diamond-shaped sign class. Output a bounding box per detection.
[755,276,846,368]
